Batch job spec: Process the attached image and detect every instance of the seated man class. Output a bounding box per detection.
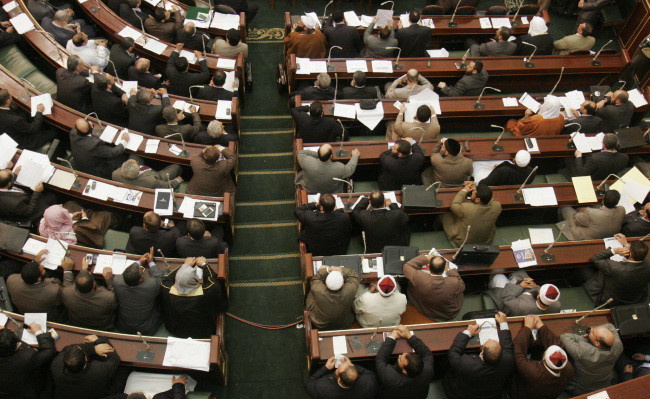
[195,120,239,145]
[113,250,165,335]
[292,73,335,104]
[119,0,149,29]
[186,144,237,197]
[323,10,363,58]
[617,348,650,382]
[0,167,57,222]
[69,118,130,179]
[175,219,228,258]
[62,267,117,330]
[127,87,170,135]
[403,253,464,321]
[443,312,515,399]
[560,133,629,180]
[378,138,425,191]
[468,26,516,57]
[376,325,434,399]
[56,55,98,113]
[42,10,95,46]
[353,275,407,328]
[341,71,380,100]
[507,95,565,136]
[595,90,635,132]
[294,193,352,256]
[385,69,433,99]
[218,0,258,24]
[0,89,57,151]
[109,37,137,79]
[438,60,488,97]
[161,257,228,338]
[387,104,439,141]
[621,202,650,236]
[479,150,537,186]
[0,21,19,49]
[508,315,574,399]
[0,322,56,399]
[155,105,201,141]
[294,144,359,194]
[50,334,120,399]
[65,33,109,70]
[90,74,128,127]
[395,10,431,58]
[558,190,625,241]
[29,0,85,26]
[144,6,182,43]
[196,71,238,101]
[562,100,604,134]
[176,22,210,52]
[575,0,612,31]
[422,138,473,188]
[306,266,359,330]
[291,101,344,143]
[352,191,410,253]
[361,16,397,58]
[6,252,68,321]
[553,22,595,55]
[128,58,165,89]
[212,28,248,59]
[306,356,377,398]
[165,43,209,97]
[442,182,502,248]
[126,211,180,257]
[560,323,623,395]
[584,234,650,306]
[112,159,183,190]
[487,271,562,316]
[283,16,326,66]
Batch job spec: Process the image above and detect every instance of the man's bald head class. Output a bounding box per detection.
[135,58,150,73]
[482,339,502,366]
[318,144,332,162]
[613,90,629,104]
[184,22,196,35]
[75,118,91,135]
[406,69,420,83]
[429,256,446,275]
[592,326,615,349]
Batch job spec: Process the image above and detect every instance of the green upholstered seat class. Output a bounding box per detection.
[600,5,623,27]
[532,174,547,184]
[426,379,448,399]
[453,294,486,321]
[177,181,189,194]
[187,393,213,399]
[353,180,379,193]
[103,229,129,252]
[493,223,565,247]
[544,174,570,184]
[482,292,498,310]
[410,231,453,250]
[559,287,594,312]
[0,45,57,95]
[153,323,171,338]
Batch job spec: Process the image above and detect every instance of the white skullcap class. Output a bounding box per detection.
[544,345,568,370]
[325,270,344,291]
[302,16,317,29]
[539,284,560,305]
[514,150,531,167]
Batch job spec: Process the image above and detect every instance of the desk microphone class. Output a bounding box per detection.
[453,225,471,260]
[157,249,170,269]
[595,173,624,196]
[565,123,582,149]
[105,59,120,85]
[19,77,35,104]
[409,127,427,155]
[323,0,333,17]
[385,47,402,70]
[616,79,626,91]
[591,40,613,66]
[475,86,501,109]
[202,34,210,58]
[35,30,64,61]
[335,119,348,157]
[425,181,441,192]
[448,0,462,27]
[56,157,81,190]
[572,298,613,334]
[137,331,151,350]
[84,112,104,137]
[514,165,538,202]
[90,0,101,13]
[491,124,506,152]
[329,73,338,113]
[640,232,650,242]
[511,0,523,27]
[455,49,470,70]
[333,178,354,210]
[548,66,565,96]
[370,318,383,341]
[188,85,204,105]
[327,46,342,71]
[164,133,189,158]
[540,225,565,263]
[380,1,394,10]
[134,13,148,43]
[522,42,537,68]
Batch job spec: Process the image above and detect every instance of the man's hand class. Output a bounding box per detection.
[177,109,186,120]
[612,246,630,257]
[203,230,211,237]
[523,314,536,330]
[494,311,507,324]
[624,364,634,373]
[572,108,581,118]
[467,323,481,336]
[120,132,130,142]
[368,282,378,293]
[139,252,149,264]
[175,43,184,52]
[90,65,100,74]
[94,343,114,357]
[533,315,544,330]
[574,150,582,158]
[121,94,129,105]
[27,322,42,334]
[188,105,198,113]
[372,16,378,23]
[61,257,74,271]
[84,334,99,343]
[102,267,114,281]
[193,50,203,60]
[95,39,108,47]
[399,104,407,113]
[196,256,207,267]
[632,353,647,361]
[614,233,628,247]
[325,356,337,370]
[384,198,392,207]
[35,249,49,264]
[105,74,115,85]
[14,166,22,176]
[185,257,197,266]
[36,103,45,113]
[172,375,189,386]
[524,108,534,117]
[395,325,412,339]
[596,99,607,109]
[158,87,168,95]
[578,0,585,8]
[175,176,184,183]
[66,8,75,17]
[34,182,44,192]
[437,82,446,89]
[403,137,414,142]
[5,26,14,34]
[328,266,342,273]
[167,220,175,228]
[351,148,361,157]
[81,257,89,270]
[462,181,474,192]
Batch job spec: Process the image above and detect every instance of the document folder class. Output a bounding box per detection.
[322,255,361,275]
[616,126,645,149]
[401,185,439,209]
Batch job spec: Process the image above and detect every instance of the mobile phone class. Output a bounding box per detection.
[91,181,96,190]
[85,253,93,266]
[49,328,59,340]
[163,218,169,229]
[226,108,231,115]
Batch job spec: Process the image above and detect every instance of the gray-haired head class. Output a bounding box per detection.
[207,120,224,138]
[316,73,331,89]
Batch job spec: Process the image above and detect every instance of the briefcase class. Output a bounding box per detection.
[402,185,439,209]
[0,277,13,312]
[382,246,420,276]
[590,85,611,104]
[322,255,361,276]
[455,244,500,266]
[0,224,30,254]
[611,303,650,337]
[616,126,645,149]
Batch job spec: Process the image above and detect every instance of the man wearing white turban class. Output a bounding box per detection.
[506,95,565,136]
[307,265,359,330]
[515,16,554,56]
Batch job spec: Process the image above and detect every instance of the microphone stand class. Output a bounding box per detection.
[455,49,470,70]
[329,73,338,113]
[448,0,462,27]
[332,178,354,210]
[90,0,101,14]
[323,0,333,18]
[370,318,383,341]
[425,181,443,206]
[188,85,204,105]
[0,308,21,328]
[105,59,120,85]
[514,165,538,202]
[56,157,81,190]
[380,1,394,10]
[491,124,505,152]
[591,40,613,66]
[385,47,402,70]
[164,132,189,158]
[19,78,35,104]
[548,66,564,96]
[335,119,348,157]
[135,13,148,44]
[84,112,104,137]
[475,86,501,109]
[327,46,342,71]
[35,30,64,61]
[202,34,210,58]
[453,225,471,260]
[522,42,537,68]
[412,127,426,155]
[136,331,154,362]
[511,0,523,27]
[157,249,171,270]
[360,231,377,269]
[565,123,582,149]
[540,225,564,263]
[572,298,613,334]
[595,173,624,197]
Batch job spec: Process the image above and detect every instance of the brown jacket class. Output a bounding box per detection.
[403,255,465,321]
[442,189,502,248]
[186,148,237,197]
[6,275,65,321]
[566,206,626,241]
[283,30,327,65]
[386,113,440,141]
[61,272,117,330]
[507,114,565,137]
[421,140,473,187]
[143,10,182,43]
[306,267,359,330]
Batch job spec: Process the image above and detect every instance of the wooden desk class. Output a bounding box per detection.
[573,375,650,399]
[286,52,630,93]
[1,310,227,383]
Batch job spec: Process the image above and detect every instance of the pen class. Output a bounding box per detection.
[347,338,354,352]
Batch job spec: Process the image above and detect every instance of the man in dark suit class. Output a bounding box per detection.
[176,22,210,52]
[119,0,150,29]
[155,105,202,141]
[378,139,425,190]
[376,325,434,399]
[108,37,137,79]
[290,101,343,143]
[342,71,380,99]
[166,43,210,97]
[217,0,258,24]
[0,23,19,49]
[194,120,238,145]
[0,90,57,151]
[595,90,635,132]
[395,10,431,58]
[42,10,96,46]
[0,167,56,222]
[468,26,517,57]
[294,193,352,256]
[50,334,121,399]
[127,87,170,135]
[306,356,378,398]
[293,73,335,103]
[175,219,228,258]
[128,58,165,89]
[56,55,99,114]
[438,60,489,97]
[352,191,410,253]
[144,6,182,43]
[0,322,56,399]
[62,268,117,331]
[69,118,130,179]
[323,11,363,59]
[560,133,629,180]
[91,74,128,127]
[563,100,604,134]
[126,211,181,257]
[616,348,650,382]
[196,70,238,101]
[479,150,537,186]
[444,311,515,399]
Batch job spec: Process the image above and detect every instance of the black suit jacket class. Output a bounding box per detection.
[0,188,45,221]
[341,86,379,99]
[595,101,635,132]
[562,115,604,134]
[125,226,180,257]
[515,33,554,56]
[573,151,629,180]
[194,125,238,145]
[91,84,128,127]
[444,330,515,399]
[127,94,171,135]
[295,204,352,256]
[196,85,238,101]
[376,335,434,399]
[118,4,148,29]
[176,29,210,51]
[290,106,343,143]
[42,17,74,46]
[352,198,410,253]
[56,68,93,113]
[108,44,137,79]
[323,19,363,58]
[395,24,431,57]
[378,144,426,190]
[479,162,536,187]
[0,332,56,398]
[175,235,228,258]
[0,108,43,150]
[127,65,163,89]
[101,382,185,399]
[297,85,336,101]
[305,364,378,399]
[166,51,210,97]
[69,129,127,179]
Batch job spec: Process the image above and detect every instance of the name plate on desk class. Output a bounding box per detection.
[401,185,439,209]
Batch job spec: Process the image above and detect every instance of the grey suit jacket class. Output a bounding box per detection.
[154,112,201,141]
[294,150,358,193]
[62,272,117,330]
[127,94,170,135]
[386,75,434,99]
[491,283,562,316]
[360,21,398,58]
[584,249,650,306]
[471,40,516,57]
[112,168,181,190]
[565,206,625,241]
[113,265,164,335]
[441,70,489,97]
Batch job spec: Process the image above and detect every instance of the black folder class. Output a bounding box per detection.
[0,224,30,254]
[402,185,438,209]
[616,126,645,149]
[382,246,420,275]
[455,244,500,266]
[322,255,361,275]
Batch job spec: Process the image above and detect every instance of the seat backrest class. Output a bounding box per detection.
[422,5,444,15]
[569,49,591,55]
[517,4,539,15]
[456,6,477,15]
[214,4,237,14]
[485,6,509,15]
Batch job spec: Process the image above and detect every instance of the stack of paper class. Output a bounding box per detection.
[572,176,598,203]
[604,237,627,261]
[210,12,240,30]
[22,313,47,345]
[479,17,492,29]
[3,1,18,12]
[224,71,237,92]
[154,188,175,216]
[118,26,143,41]
[163,337,211,372]
[426,48,449,58]
[528,228,555,244]
[9,13,35,34]
[371,60,393,73]
[333,103,356,119]
[178,196,221,220]
[475,318,499,345]
[216,58,236,70]
[346,60,368,73]
[22,238,47,256]
[491,17,511,28]
[518,92,541,113]
[42,238,68,270]
[48,169,76,190]
[99,125,119,143]
[109,186,143,206]
[83,179,114,201]
[296,57,311,75]
[124,131,144,152]
[173,100,200,113]
[308,60,327,73]
[332,336,347,355]
[359,15,374,27]
[186,10,212,29]
[343,11,361,26]
[512,239,537,267]
[628,89,649,108]
[0,133,18,169]
[472,160,503,183]
[502,97,518,107]
[610,167,650,192]
[522,187,557,206]
[143,39,167,55]
[13,150,55,190]
[179,50,197,64]
[145,139,160,153]
[362,256,384,275]
[355,102,384,130]
[30,94,53,117]
[407,88,441,116]
[421,18,435,28]
[525,137,540,153]
[215,100,233,119]
[123,372,198,398]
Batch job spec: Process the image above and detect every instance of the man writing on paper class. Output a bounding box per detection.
[353,275,407,328]
[386,104,439,141]
[479,150,537,187]
[294,144,360,194]
[559,133,628,180]
[422,138,473,188]
[307,265,359,330]
[487,271,562,316]
[69,118,130,179]
[0,89,58,151]
[352,191,410,254]
[558,190,625,240]
[294,193,352,256]
[0,165,57,222]
[437,60,488,97]
[621,202,650,237]
[385,69,434,99]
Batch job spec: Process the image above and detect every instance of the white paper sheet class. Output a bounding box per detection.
[475,318,499,345]
[9,13,35,34]
[359,15,374,27]
[0,313,7,327]
[143,39,167,55]
[331,195,346,210]
[421,18,435,28]
[375,9,393,27]
[22,313,47,345]
[14,159,45,191]
[491,17,511,29]
[303,12,322,28]
[525,137,540,153]
[99,125,119,143]
[30,94,53,117]
[479,18,492,29]
[355,102,384,130]
[12,150,54,190]
[519,92,540,113]
[0,134,17,169]
[118,81,138,98]
[473,160,503,183]
[117,25,143,41]
[564,90,586,111]
[124,371,198,398]
[3,1,17,12]
[210,12,240,30]
[604,237,626,262]
[215,100,233,119]
[522,187,557,206]
[408,88,441,115]
[332,336,348,355]
[145,139,160,153]
[572,133,593,153]
[628,89,648,108]
[22,238,47,256]
[371,60,393,73]
[346,60,368,73]
[333,103,356,119]
[586,391,610,399]
[172,100,200,114]
[47,169,76,190]
[512,238,537,268]
[399,13,411,28]
[426,48,449,58]
[83,179,113,201]
[163,337,211,372]
[124,131,144,152]
[168,145,183,156]
[295,57,311,75]
[521,16,529,24]
[343,11,361,27]
[216,58,236,70]
[502,97,518,107]
[610,167,650,192]
[309,60,327,73]
[42,238,68,270]
[179,50,197,64]
[528,228,555,244]
[622,179,650,204]
[109,254,128,275]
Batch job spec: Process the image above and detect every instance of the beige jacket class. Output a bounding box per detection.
[442,189,502,248]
